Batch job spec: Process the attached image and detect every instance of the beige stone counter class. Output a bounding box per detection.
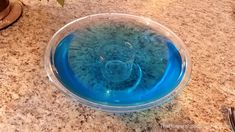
[0,0,234,131]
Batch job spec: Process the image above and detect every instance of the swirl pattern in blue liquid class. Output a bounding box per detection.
[53,22,184,106]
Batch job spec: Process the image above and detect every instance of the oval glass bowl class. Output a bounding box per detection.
[44,13,191,113]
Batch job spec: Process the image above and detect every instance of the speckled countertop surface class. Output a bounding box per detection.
[0,0,235,131]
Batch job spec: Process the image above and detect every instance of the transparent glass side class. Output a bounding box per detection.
[44,13,191,113]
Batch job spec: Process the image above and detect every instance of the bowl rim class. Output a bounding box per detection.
[44,13,192,113]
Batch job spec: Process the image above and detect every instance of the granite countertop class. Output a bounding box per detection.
[0,0,235,131]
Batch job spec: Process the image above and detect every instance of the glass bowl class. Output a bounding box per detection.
[44,13,191,113]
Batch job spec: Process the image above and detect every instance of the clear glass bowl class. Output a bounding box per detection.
[44,13,191,113]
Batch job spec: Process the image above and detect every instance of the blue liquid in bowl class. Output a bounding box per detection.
[53,22,184,106]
